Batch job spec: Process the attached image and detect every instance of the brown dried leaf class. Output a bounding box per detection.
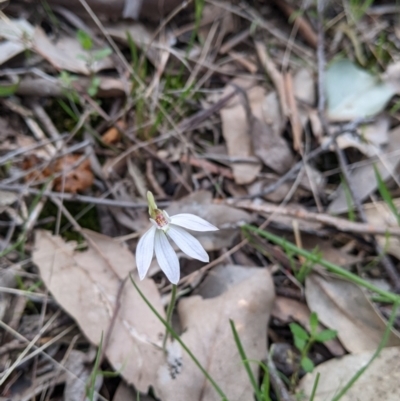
[261,91,285,138]
[53,155,94,193]
[102,121,125,145]
[0,19,34,65]
[32,230,165,392]
[305,274,400,353]
[293,68,315,106]
[154,266,275,401]
[220,81,262,184]
[299,347,400,401]
[22,154,94,193]
[251,88,294,173]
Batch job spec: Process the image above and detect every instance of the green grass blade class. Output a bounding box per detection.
[341,174,355,222]
[229,320,263,401]
[243,225,400,304]
[87,333,103,401]
[309,372,320,401]
[331,302,399,401]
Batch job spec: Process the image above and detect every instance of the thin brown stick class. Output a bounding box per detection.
[228,199,400,237]
[272,0,318,48]
[0,183,161,208]
[254,40,289,117]
[180,154,234,179]
[284,71,303,152]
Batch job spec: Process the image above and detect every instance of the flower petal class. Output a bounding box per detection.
[169,213,218,232]
[135,225,156,280]
[154,230,180,284]
[167,225,209,263]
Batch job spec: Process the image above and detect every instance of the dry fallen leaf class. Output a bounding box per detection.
[32,229,165,393]
[166,191,255,251]
[299,346,400,401]
[262,91,285,138]
[251,87,294,174]
[154,265,275,401]
[305,274,400,353]
[219,80,262,184]
[52,155,94,193]
[22,154,94,193]
[0,19,34,65]
[102,121,125,145]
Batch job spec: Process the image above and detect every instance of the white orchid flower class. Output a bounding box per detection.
[136,191,218,284]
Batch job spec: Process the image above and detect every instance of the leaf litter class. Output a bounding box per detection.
[32,229,166,392]
[1,0,400,400]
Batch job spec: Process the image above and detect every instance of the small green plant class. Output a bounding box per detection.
[290,313,337,375]
[348,0,375,22]
[76,29,112,97]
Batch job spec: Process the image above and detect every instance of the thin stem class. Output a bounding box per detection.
[130,276,229,401]
[309,373,320,401]
[331,302,399,401]
[243,225,400,304]
[163,284,177,352]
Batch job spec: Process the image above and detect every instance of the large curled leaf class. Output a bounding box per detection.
[326,59,395,121]
[154,265,275,401]
[32,229,165,393]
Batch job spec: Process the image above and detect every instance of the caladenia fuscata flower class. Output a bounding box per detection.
[136,191,219,284]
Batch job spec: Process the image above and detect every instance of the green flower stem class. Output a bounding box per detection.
[243,225,400,304]
[163,284,177,352]
[130,276,229,401]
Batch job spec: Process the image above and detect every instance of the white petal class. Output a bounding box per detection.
[169,214,218,232]
[154,230,180,284]
[167,225,209,263]
[135,225,156,280]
